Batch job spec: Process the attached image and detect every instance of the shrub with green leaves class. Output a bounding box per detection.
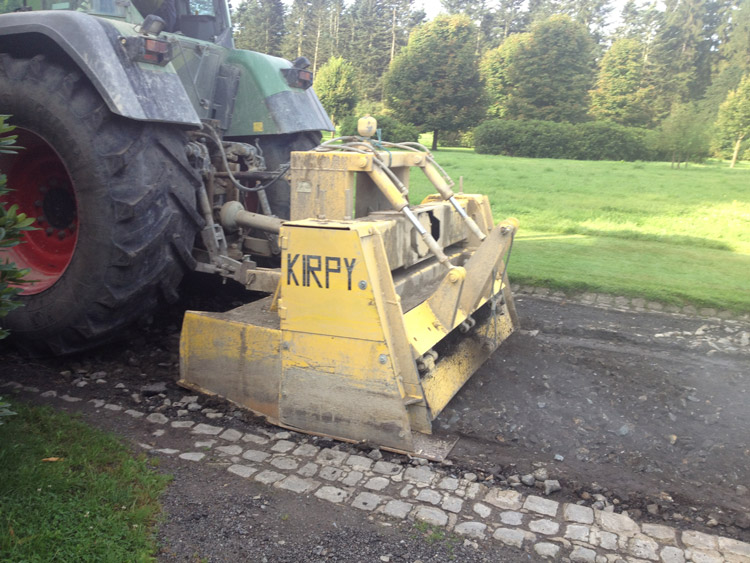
[474,119,577,158]
[438,130,475,148]
[474,118,661,161]
[573,121,654,161]
[1,114,34,339]
[0,395,16,425]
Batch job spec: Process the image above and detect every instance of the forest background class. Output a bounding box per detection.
[233,0,750,164]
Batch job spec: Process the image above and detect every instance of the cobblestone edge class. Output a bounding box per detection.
[512,285,750,324]
[4,380,749,563]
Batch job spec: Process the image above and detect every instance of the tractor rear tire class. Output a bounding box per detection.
[0,54,201,355]
[256,131,322,219]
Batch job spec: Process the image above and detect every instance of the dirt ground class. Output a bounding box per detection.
[443,296,750,540]
[1,288,749,558]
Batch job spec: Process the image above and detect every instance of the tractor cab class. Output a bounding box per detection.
[2,0,233,46]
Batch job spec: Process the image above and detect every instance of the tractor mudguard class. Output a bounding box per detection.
[0,11,201,126]
[224,49,333,137]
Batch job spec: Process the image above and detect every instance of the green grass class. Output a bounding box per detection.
[407,150,750,312]
[0,398,170,561]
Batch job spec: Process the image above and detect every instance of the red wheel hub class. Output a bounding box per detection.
[1,129,78,294]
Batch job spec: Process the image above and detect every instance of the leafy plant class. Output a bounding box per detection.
[714,74,750,167]
[383,15,485,150]
[0,114,35,339]
[314,56,359,131]
[474,118,661,161]
[0,395,17,425]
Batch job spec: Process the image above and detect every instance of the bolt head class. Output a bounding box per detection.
[358,280,367,290]
[378,354,388,365]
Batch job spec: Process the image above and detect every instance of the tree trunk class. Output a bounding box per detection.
[390,8,397,63]
[730,136,743,168]
[432,129,439,151]
[313,25,321,73]
[297,13,305,58]
[332,11,340,55]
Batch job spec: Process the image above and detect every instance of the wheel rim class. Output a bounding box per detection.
[1,128,78,294]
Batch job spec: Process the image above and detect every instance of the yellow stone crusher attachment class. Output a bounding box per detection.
[179,138,519,457]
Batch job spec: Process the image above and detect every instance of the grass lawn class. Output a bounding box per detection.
[407,149,750,313]
[0,398,169,561]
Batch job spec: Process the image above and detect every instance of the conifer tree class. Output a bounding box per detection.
[233,0,286,57]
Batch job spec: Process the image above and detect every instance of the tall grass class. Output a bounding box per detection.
[408,151,750,312]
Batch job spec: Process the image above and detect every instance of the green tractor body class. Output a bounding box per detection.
[0,0,332,135]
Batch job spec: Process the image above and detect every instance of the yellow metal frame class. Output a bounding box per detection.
[179,150,519,454]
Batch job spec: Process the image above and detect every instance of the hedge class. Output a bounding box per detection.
[474,119,662,161]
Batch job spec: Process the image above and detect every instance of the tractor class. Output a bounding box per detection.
[0,2,519,455]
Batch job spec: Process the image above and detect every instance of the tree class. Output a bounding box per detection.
[495,0,529,40]
[715,74,750,167]
[341,0,423,101]
[700,0,750,120]
[589,38,655,127]
[616,0,662,43]
[563,0,612,35]
[649,0,728,108]
[525,0,612,39]
[658,103,709,167]
[384,14,485,150]
[233,0,286,57]
[0,0,23,13]
[481,15,595,123]
[314,57,359,131]
[440,0,498,51]
[281,0,334,72]
[480,33,530,118]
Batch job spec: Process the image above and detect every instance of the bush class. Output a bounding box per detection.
[353,100,385,117]
[474,118,662,161]
[438,130,475,148]
[475,119,577,158]
[0,114,34,339]
[574,121,653,161]
[339,114,419,143]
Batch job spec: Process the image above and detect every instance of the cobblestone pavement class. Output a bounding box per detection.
[2,379,749,563]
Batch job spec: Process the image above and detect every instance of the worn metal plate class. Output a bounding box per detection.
[410,433,458,462]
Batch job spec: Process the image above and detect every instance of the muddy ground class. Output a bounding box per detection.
[443,296,750,540]
[1,286,749,558]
